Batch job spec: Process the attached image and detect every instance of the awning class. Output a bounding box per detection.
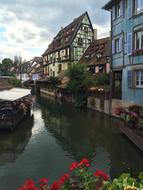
[0,88,31,101]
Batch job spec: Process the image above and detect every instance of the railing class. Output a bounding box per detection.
[88,90,111,100]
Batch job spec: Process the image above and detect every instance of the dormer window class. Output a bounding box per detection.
[65,37,68,42]
[85,54,91,59]
[71,27,74,31]
[96,53,102,61]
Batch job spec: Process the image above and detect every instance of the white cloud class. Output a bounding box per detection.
[93,22,111,39]
[0,0,110,61]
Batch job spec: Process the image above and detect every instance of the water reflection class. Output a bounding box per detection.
[38,95,143,178]
[0,115,34,166]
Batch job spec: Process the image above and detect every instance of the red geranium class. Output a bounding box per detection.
[94,170,109,181]
[50,181,60,190]
[59,173,69,186]
[70,162,79,171]
[39,178,49,184]
[78,158,90,167]
[18,180,38,190]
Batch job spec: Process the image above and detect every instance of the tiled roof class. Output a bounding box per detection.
[79,37,111,66]
[28,57,43,74]
[42,12,89,56]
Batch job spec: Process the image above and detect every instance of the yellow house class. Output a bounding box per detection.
[42,12,94,77]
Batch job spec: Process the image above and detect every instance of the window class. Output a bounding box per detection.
[96,53,102,61]
[84,26,88,33]
[115,38,121,53]
[135,70,143,87]
[115,3,121,18]
[58,64,62,73]
[134,0,143,14]
[85,54,91,59]
[99,66,105,73]
[65,37,68,42]
[135,30,143,49]
[77,38,83,46]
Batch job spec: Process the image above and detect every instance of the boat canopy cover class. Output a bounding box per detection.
[0,88,31,101]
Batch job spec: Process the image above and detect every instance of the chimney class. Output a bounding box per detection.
[93,29,97,40]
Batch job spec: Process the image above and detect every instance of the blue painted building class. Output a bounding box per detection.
[103,0,143,105]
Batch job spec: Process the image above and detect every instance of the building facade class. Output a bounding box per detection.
[104,0,143,104]
[28,57,44,81]
[79,37,111,74]
[42,12,94,77]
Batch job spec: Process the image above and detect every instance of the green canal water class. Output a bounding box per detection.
[0,95,143,190]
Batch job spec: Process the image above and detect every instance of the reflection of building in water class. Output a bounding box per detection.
[38,95,143,178]
[0,115,34,166]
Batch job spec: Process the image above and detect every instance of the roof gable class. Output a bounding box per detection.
[42,12,93,56]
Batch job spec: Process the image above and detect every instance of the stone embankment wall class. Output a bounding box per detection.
[40,87,141,117]
[87,96,140,117]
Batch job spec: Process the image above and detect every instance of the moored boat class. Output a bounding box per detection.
[0,88,32,130]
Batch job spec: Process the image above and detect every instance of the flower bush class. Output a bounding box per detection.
[18,158,143,190]
[114,106,125,116]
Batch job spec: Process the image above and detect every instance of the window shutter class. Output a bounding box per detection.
[127,32,132,55]
[119,37,122,52]
[112,40,115,54]
[112,6,115,20]
[127,70,133,88]
[124,43,127,54]
[128,70,136,88]
[127,0,133,19]
[120,0,124,16]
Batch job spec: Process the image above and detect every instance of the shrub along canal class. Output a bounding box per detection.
[0,94,143,190]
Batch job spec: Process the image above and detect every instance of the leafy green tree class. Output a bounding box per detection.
[13,55,22,68]
[94,73,110,86]
[47,76,60,88]
[9,77,21,87]
[67,64,94,107]
[1,58,13,75]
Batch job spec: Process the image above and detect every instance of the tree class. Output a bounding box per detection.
[13,55,23,80]
[47,76,60,88]
[1,58,13,75]
[67,64,94,107]
[9,77,21,87]
[13,55,22,68]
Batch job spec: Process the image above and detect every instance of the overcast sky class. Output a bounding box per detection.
[0,0,110,61]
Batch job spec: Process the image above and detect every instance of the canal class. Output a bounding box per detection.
[0,95,143,190]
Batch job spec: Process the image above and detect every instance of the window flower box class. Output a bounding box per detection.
[132,49,143,56]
